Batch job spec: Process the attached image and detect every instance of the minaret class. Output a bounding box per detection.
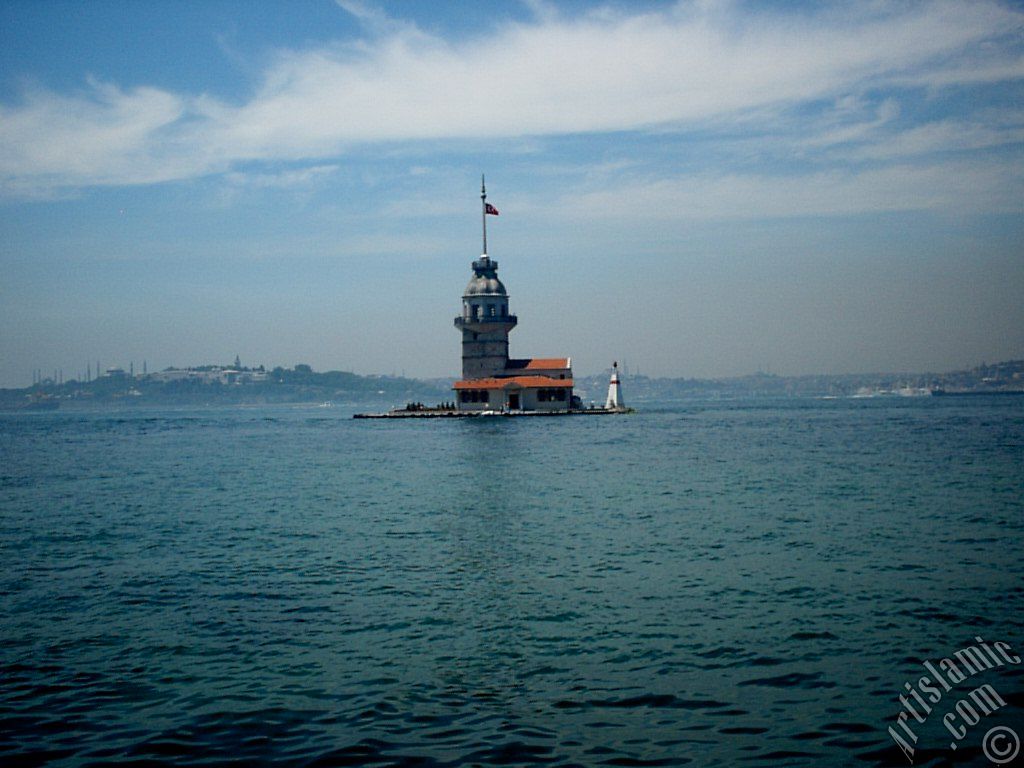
[454,178,517,379]
[605,361,625,410]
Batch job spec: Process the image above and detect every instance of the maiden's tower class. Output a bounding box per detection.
[354,179,630,419]
[452,179,574,413]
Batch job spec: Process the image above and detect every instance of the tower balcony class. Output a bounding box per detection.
[454,315,518,332]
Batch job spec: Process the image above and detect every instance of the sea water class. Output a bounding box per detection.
[1,397,1022,766]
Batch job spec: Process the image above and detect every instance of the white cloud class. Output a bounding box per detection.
[845,116,1024,160]
[557,158,1024,221]
[0,79,201,197]
[223,164,340,189]
[1,0,1022,199]
[803,98,901,148]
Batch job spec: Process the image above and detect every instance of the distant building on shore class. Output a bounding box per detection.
[146,366,268,385]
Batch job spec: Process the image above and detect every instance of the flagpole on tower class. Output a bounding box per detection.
[481,174,488,257]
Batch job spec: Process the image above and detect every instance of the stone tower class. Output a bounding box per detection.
[454,254,517,379]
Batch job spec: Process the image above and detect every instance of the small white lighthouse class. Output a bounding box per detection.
[605,361,624,410]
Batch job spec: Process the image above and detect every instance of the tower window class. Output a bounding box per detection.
[489,305,496,317]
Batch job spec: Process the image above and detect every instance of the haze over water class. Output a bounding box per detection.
[2,396,1022,766]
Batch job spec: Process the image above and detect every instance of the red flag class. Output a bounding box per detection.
[485,203,499,216]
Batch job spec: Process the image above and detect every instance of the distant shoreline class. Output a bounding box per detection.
[932,389,1024,397]
[3,359,1022,410]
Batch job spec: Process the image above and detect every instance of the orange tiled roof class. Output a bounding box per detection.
[453,376,574,390]
[505,358,570,370]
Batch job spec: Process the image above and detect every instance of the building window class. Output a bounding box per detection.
[501,305,507,316]
[489,305,496,317]
[537,388,568,403]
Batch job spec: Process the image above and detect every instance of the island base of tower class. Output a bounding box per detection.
[353,406,634,419]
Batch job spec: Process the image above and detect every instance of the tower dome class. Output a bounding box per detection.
[464,261,507,296]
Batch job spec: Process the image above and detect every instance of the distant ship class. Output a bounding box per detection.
[852,386,933,398]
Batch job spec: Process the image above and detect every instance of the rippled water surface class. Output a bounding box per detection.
[2,397,1023,766]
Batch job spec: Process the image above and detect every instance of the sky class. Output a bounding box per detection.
[1,0,1023,387]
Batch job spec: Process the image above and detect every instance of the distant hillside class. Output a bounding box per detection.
[573,359,1024,401]
[0,363,449,409]
[4,359,1021,410]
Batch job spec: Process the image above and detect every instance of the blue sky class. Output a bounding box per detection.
[1,0,1022,387]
